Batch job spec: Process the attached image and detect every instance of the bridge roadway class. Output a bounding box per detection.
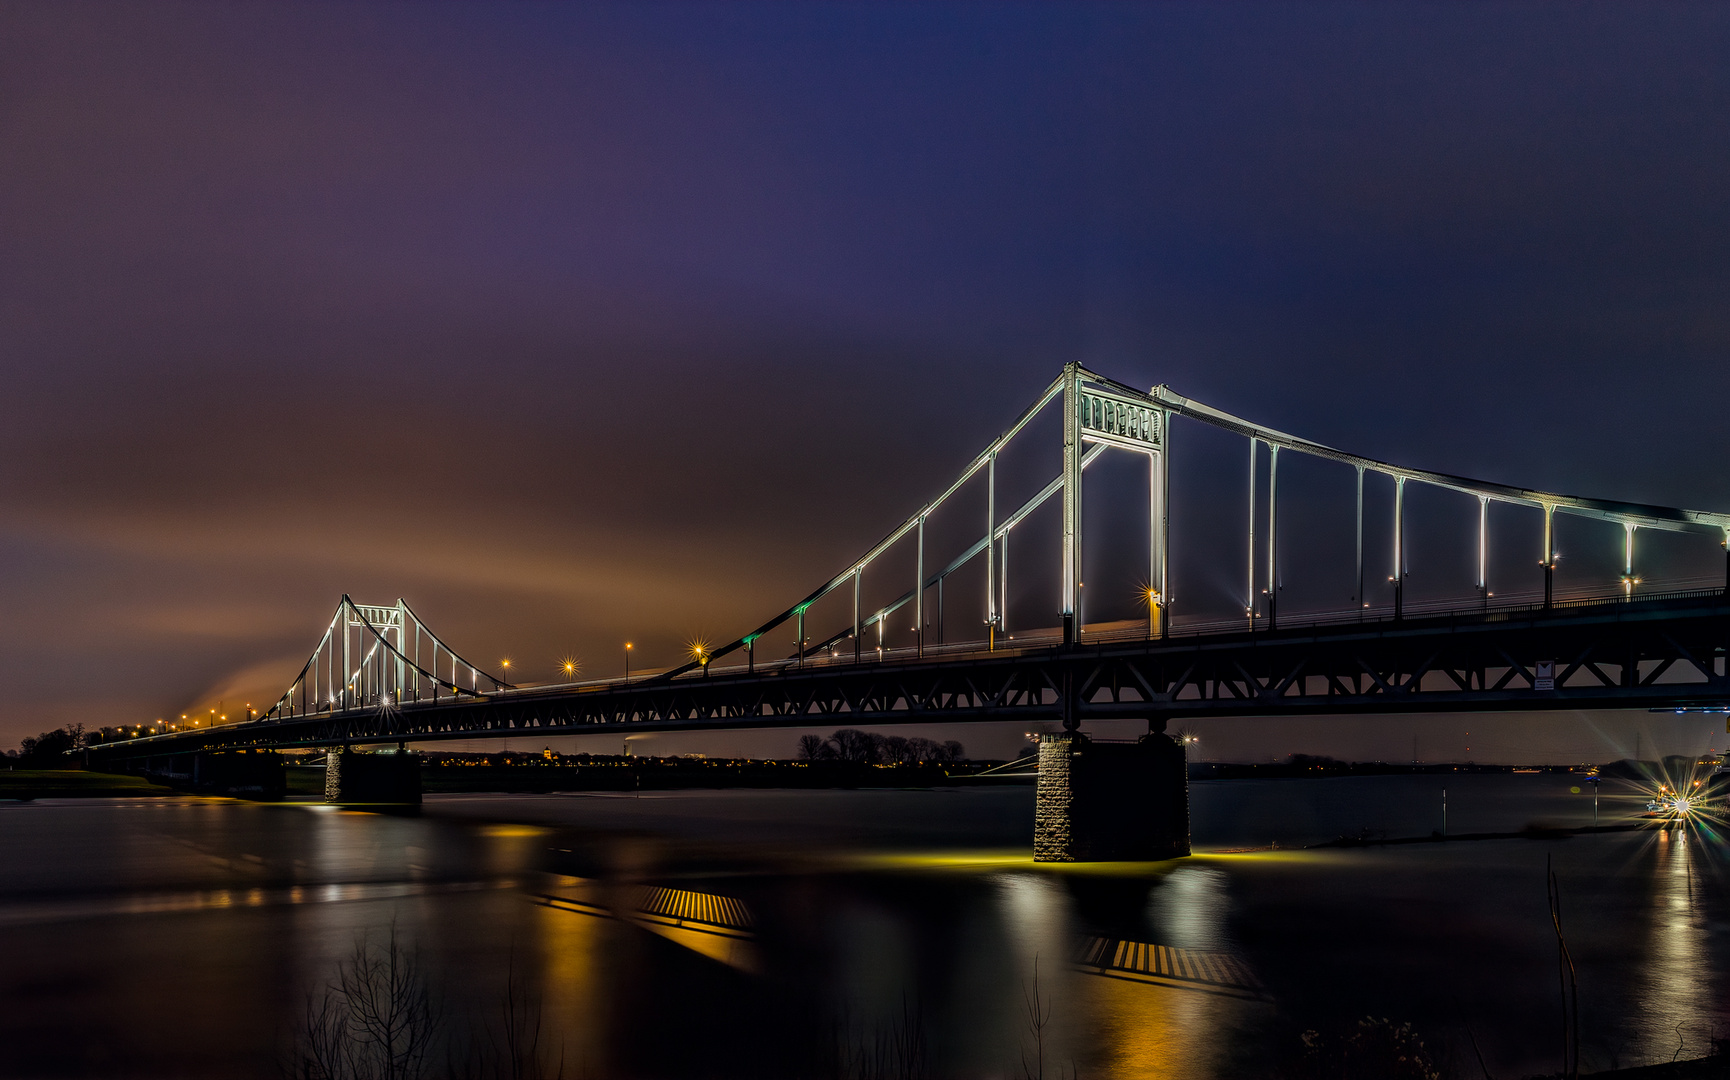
[91,588,1730,760]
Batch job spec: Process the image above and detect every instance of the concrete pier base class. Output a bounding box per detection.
[325,748,421,805]
[1033,732,1189,862]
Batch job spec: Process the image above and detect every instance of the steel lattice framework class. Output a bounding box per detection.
[259,596,512,721]
[91,364,1730,759]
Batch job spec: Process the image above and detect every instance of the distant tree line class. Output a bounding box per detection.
[795,729,963,765]
[4,724,86,768]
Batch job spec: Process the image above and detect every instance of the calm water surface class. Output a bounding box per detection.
[0,775,1725,1078]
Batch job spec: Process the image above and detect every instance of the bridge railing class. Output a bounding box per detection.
[358,574,1730,697]
[644,573,1729,681]
[1066,575,1730,649]
[222,575,1728,726]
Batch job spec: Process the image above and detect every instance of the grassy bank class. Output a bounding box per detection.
[0,769,176,799]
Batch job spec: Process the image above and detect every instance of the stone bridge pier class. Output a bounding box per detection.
[1033,730,1189,862]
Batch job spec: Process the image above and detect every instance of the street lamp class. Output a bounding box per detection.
[1178,731,1199,761]
[624,643,632,684]
[563,660,576,683]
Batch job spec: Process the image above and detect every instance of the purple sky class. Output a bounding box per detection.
[4,2,1729,762]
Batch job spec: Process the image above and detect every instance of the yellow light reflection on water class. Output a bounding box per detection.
[986,863,1273,1079]
[1084,961,1222,1080]
[479,824,550,838]
[535,885,609,1075]
[634,919,759,972]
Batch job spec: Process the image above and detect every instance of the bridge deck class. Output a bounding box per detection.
[90,589,1730,757]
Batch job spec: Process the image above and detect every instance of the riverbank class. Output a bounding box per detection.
[1310,819,1651,848]
[286,757,982,797]
[0,769,175,799]
[1585,1051,1730,1078]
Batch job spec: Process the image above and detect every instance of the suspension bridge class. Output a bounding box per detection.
[87,364,1730,757]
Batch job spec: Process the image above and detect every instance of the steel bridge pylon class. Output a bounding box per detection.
[650,362,1730,713]
[260,595,512,724]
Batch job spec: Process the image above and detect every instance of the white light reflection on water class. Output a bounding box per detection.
[995,872,1073,970]
[1149,864,1230,951]
[993,873,1083,1072]
[1631,829,1718,1064]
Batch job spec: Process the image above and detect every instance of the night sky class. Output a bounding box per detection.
[5,2,1729,762]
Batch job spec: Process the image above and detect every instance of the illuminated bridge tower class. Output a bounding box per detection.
[1040,366,1189,861]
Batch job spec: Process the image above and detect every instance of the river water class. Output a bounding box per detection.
[0,774,1724,1079]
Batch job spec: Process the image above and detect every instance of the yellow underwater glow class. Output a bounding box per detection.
[479,824,550,838]
[843,847,1323,876]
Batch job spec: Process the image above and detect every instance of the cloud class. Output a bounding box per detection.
[188,655,308,719]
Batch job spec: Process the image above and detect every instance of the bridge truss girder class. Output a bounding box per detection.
[94,596,1730,757]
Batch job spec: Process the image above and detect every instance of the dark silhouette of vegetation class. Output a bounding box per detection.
[797,729,963,765]
[292,925,440,1080]
[1017,958,1078,1080]
[1547,856,1580,1080]
[10,724,85,768]
[288,929,566,1080]
[473,955,564,1080]
[1465,1024,1496,1079]
[1280,1018,1440,1080]
[824,997,927,1080]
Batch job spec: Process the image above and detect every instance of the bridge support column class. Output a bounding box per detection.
[189,751,286,800]
[324,747,421,806]
[1033,731,1189,862]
